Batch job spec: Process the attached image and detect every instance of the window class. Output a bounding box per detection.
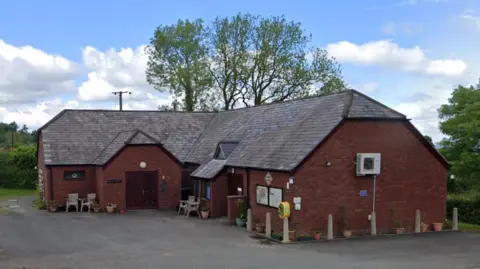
[256,185,283,208]
[199,180,211,200]
[64,171,85,180]
[214,142,238,160]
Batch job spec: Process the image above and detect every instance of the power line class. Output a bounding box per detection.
[112,91,131,111]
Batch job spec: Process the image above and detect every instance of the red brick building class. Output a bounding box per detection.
[37,90,448,235]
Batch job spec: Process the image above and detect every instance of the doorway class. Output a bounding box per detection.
[227,173,244,195]
[125,171,158,209]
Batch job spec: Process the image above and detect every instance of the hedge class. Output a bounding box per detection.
[447,194,480,225]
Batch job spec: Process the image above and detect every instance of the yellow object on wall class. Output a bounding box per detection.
[278,202,290,219]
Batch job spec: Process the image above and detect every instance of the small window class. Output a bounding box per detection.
[199,180,211,200]
[363,158,374,170]
[214,142,239,160]
[64,171,85,180]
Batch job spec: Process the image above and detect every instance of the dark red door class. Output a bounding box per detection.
[142,172,158,208]
[227,173,244,195]
[126,171,158,209]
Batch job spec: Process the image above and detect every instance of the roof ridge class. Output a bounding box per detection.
[349,89,406,118]
[183,113,218,161]
[125,129,161,144]
[90,130,127,164]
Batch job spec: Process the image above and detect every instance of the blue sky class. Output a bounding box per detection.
[0,0,479,141]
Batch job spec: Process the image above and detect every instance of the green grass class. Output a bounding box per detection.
[0,188,36,199]
[445,220,480,232]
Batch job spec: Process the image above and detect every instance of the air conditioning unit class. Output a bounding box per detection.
[356,153,381,176]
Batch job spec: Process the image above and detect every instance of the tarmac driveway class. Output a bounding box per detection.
[1,196,480,269]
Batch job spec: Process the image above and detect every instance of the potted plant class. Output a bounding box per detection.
[390,208,405,234]
[420,221,429,232]
[312,230,322,240]
[235,199,246,227]
[340,206,352,238]
[255,221,266,233]
[106,203,116,214]
[48,200,58,212]
[288,230,296,241]
[432,222,443,231]
[200,203,210,219]
[92,201,102,213]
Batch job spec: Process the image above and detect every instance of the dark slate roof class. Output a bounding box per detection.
[185,90,405,171]
[41,111,215,165]
[40,90,406,170]
[190,159,227,179]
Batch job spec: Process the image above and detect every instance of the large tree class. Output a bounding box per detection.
[147,14,346,111]
[235,15,345,106]
[146,19,212,111]
[438,80,480,192]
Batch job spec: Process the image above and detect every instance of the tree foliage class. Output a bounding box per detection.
[146,13,346,111]
[438,80,480,192]
[146,19,212,112]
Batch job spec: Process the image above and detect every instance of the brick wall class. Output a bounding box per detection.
[50,166,97,206]
[248,120,448,236]
[102,145,181,210]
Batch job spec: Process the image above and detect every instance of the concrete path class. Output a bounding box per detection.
[0,196,479,269]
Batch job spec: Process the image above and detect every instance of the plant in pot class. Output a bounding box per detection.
[420,221,429,232]
[340,206,352,238]
[106,203,116,214]
[432,222,444,231]
[200,203,210,219]
[254,220,266,233]
[92,201,102,213]
[420,212,428,232]
[48,200,58,212]
[390,207,405,234]
[312,230,322,240]
[235,199,246,227]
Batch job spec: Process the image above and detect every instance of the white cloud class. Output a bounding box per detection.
[326,40,467,77]
[0,98,83,129]
[462,13,480,29]
[78,45,159,102]
[0,40,77,104]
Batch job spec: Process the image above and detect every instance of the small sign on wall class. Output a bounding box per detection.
[107,179,122,184]
[360,190,368,197]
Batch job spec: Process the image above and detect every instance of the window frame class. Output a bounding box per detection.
[255,184,284,209]
[64,171,86,181]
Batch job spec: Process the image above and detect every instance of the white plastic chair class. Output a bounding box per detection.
[8,199,20,212]
[80,193,96,212]
[185,200,200,218]
[65,193,79,212]
[178,195,195,215]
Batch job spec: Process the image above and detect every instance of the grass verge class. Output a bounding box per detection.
[445,220,480,233]
[0,188,36,199]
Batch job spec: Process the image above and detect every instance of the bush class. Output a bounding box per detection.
[447,193,480,225]
[8,145,36,189]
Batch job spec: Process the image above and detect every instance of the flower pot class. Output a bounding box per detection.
[93,207,101,213]
[48,206,58,212]
[201,210,210,219]
[432,222,443,231]
[343,230,352,238]
[420,223,429,232]
[288,230,296,241]
[106,206,115,214]
[313,232,321,240]
[236,218,246,227]
[255,224,265,233]
[395,228,405,234]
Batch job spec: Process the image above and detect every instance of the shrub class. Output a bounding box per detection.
[236,199,246,219]
[447,193,480,225]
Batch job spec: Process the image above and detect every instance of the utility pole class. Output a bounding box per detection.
[112,91,131,111]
